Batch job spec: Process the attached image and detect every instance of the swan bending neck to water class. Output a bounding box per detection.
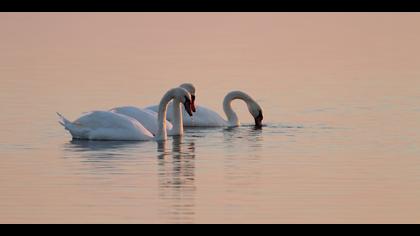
[58,87,193,141]
[223,91,263,127]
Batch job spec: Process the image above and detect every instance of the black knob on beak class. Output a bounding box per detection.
[254,110,263,127]
[183,96,193,117]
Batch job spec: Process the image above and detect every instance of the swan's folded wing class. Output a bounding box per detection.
[182,106,227,127]
[111,106,173,135]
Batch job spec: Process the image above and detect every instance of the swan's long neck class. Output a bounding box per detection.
[156,90,176,141]
[171,100,183,135]
[223,91,254,127]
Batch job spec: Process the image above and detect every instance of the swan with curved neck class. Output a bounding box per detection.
[110,83,196,136]
[146,89,263,127]
[57,87,193,141]
[222,91,264,127]
[167,83,196,135]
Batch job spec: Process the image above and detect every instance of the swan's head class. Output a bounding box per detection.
[179,83,196,112]
[247,101,264,127]
[175,87,194,117]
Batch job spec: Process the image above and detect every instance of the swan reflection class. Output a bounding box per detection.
[63,136,197,223]
[156,136,196,223]
[66,139,144,152]
[223,125,264,151]
[62,139,151,175]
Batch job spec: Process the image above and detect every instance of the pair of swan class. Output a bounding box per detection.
[58,83,263,141]
[110,83,196,136]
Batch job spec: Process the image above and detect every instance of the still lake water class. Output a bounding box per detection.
[1,13,420,223]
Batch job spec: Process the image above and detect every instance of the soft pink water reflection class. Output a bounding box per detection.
[0,13,419,223]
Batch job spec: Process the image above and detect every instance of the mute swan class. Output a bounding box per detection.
[57,87,193,141]
[146,91,263,127]
[111,83,196,136]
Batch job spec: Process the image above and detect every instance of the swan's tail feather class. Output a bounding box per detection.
[57,112,90,140]
[57,112,72,129]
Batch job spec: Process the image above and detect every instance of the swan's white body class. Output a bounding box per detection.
[146,91,263,127]
[110,106,173,135]
[57,111,154,141]
[58,88,193,141]
[145,103,227,127]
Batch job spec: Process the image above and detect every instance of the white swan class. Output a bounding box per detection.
[146,90,263,127]
[111,83,196,136]
[57,87,193,141]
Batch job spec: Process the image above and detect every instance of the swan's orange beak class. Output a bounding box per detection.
[191,95,196,112]
[254,110,263,127]
[183,97,193,117]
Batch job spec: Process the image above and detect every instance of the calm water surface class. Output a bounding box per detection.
[0,13,420,223]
